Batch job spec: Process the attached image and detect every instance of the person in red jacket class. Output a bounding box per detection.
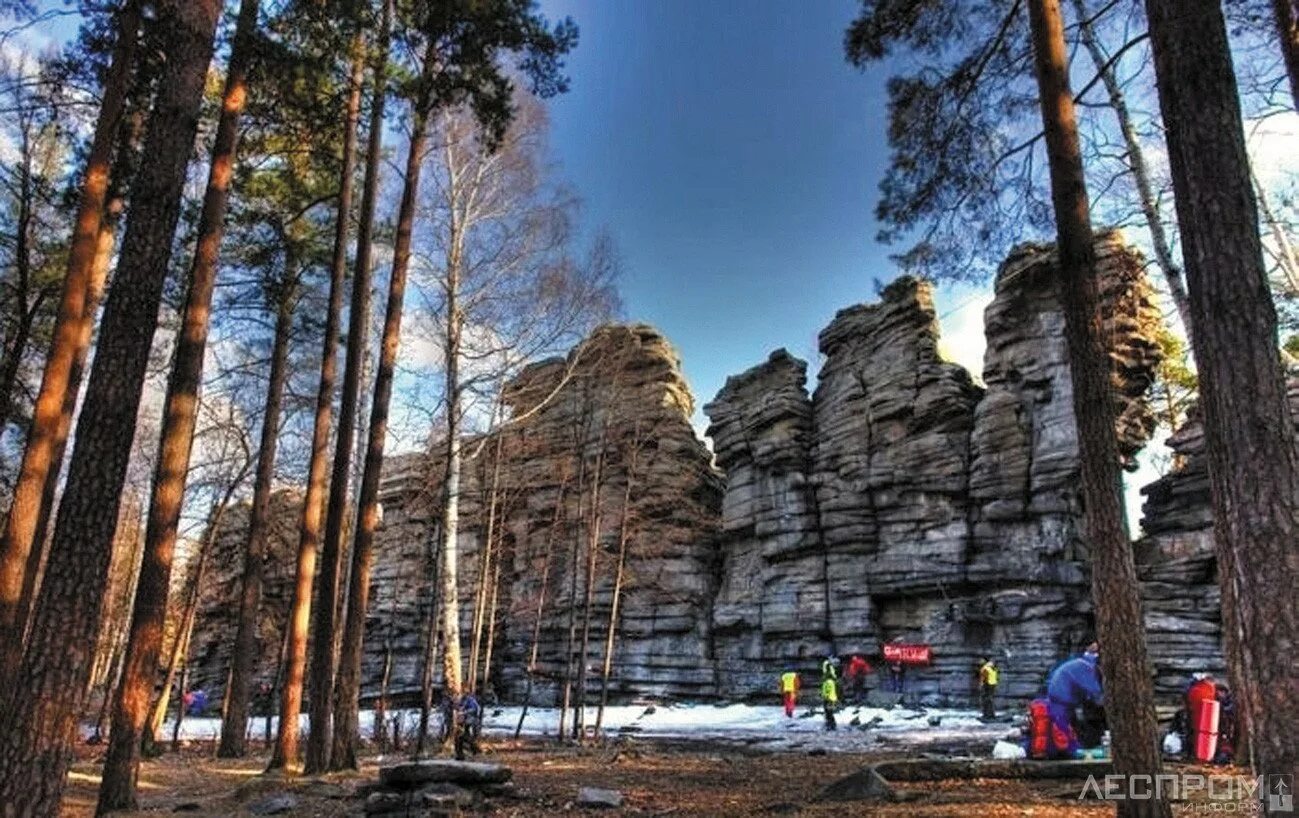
[1184,673,1217,752]
[845,654,872,704]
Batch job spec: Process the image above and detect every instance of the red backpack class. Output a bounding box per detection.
[1028,698,1051,759]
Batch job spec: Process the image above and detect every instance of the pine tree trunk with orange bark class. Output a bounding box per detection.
[0,3,222,813]
[1027,2,1170,816]
[0,0,141,674]
[96,2,258,808]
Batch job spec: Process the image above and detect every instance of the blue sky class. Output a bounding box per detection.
[534,0,992,426]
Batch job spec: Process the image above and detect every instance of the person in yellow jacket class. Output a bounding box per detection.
[779,670,800,717]
[821,673,839,731]
[978,657,999,720]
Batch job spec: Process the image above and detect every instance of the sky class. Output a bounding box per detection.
[532,0,992,425]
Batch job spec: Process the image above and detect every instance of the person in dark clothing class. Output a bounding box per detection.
[455,694,483,760]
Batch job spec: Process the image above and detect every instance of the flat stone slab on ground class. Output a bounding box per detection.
[379,759,513,788]
[246,794,298,815]
[577,787,624,808]
[874,757,1113,781]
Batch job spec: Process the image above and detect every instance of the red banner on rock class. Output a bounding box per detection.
[882,643,932,665]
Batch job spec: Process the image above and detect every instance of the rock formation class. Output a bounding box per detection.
[706,233,1164,704]
[188,324,724,708]
[188,232,1238,713]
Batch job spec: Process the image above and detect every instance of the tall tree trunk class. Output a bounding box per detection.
[0,3,221,811]
[515,477,566,738]
[440,179,468,712]
[97,5,257,809]
[1145,0,1299,794]
[18,180,126,645]
[330,56,435,770]
[1027,2,1171,817]
[220,287,295,760]
[0,0,140,670]
[276,26,363,773]
[1069,0,1193,340]
[302,3,391,774]
[1275,0,1299,107]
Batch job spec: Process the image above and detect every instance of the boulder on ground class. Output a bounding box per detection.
[420,782,476,808]
[577,787,625,808]
[246,794,297,815]
[379,759,512,788]
[364,791,409,815]
[815,767,896,803]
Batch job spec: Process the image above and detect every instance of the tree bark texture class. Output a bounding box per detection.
[302,4,390,773]
[331,58,434,769]
[1145,0,1299,794]
[97,3,258,808]
[0,0,141,672]
[0,3,221,814]
[220,286,294,760]
[1028,2,1171,816]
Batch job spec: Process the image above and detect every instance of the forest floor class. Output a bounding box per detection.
[60,735,1253,817]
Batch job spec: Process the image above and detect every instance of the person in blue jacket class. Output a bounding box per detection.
[1044,641,1103,758]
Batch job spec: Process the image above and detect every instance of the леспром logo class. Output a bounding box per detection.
[1269,775,1294,813]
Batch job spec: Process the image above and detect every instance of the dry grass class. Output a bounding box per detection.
[60,738,1242,817]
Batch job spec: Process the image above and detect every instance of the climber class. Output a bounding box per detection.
[820,668,839,731]
[845,654,872,703]
[779,669,801,717]
[977,656,999,720]
[1043,641,1104,758]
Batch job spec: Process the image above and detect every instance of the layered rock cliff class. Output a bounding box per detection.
[706,233,1164,704]
[188,324,724,707]
[187,233,1232,713]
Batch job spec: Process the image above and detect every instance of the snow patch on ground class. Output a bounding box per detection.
[110,703,1019,755]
